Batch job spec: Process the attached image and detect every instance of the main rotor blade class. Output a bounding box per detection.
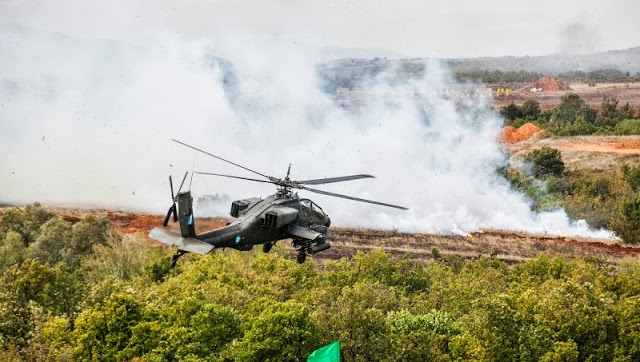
[177,171,188,194]
[302,186,408,210]
[195,172,275,185]
[169,175,175,199]
[172,139,269,179]
[299,174,375,185]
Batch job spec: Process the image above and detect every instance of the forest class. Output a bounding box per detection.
[1,204,640,361]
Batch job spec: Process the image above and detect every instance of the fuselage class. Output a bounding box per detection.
[196,194,330,250]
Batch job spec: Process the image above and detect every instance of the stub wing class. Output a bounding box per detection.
[287,225,323,241]
[148,227,215,255]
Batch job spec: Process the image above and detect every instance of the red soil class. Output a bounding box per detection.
[614,139,640,149]
[523,77,572,92]
[499,123,543,144]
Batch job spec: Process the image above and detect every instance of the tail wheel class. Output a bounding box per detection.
[262,242,273,253]
[297,251,307,264]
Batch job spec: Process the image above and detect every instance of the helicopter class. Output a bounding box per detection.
[149,139,407,266]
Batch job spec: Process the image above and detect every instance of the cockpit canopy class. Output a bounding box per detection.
[300,199,326,219]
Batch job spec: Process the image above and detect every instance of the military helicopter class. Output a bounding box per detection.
[149,139,407,266]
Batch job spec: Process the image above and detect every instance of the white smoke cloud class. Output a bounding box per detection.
[0,24,613,238]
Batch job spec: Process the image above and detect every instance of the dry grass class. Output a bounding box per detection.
[3,207,640,267]
[505,135,640,172]
[301,227,640,266]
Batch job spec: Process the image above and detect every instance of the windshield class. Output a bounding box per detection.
[311,202,325,218]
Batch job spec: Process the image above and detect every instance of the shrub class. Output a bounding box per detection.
[622,164,640,192]
[615,119,640,135]
[611,192,640,244]
[524,147,565,178]
[563,171,629,229]
[500,103,523,121]
[521,100,541,120]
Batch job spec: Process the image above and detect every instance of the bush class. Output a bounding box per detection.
[521,100,541,120]
[524,147,565,178]
[563,171,629,229]
[622,165,640,192]
[500,103,523,121]
[611,192,640,244]
[615,119,640,135]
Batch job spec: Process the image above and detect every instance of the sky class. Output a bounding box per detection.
[1,0,639,58]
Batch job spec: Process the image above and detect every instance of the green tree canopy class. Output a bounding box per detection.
[552,93,597,125]
[524,147,565,178]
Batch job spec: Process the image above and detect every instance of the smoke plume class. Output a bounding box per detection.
[0,25,612,238]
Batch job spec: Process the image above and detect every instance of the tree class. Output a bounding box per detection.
[73,294,147,361]
[29,217,72,266]
[0,259,82,349]
[524,147,565,178]
[387,309,458,360]
[312,282,398,361]
[622,164,640,192]
[619,102,636,120]
[614,296,640,360]
[138,297,242,360]
[563,171,626,229]
[70,215,110,256]
[615,119,640,135]
[568,115,597,135]
[500,102,523,121]
[0,231,26,273]
[521,100,541,120]
[601,97,620,119]
[552,94,597,125]
[228,301,320,361]
[0,203,55,245]
[539,340,579,362]
[611,192,640,244]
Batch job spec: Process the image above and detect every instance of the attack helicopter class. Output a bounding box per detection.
[149,139,407,266]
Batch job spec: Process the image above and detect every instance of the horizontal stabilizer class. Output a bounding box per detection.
[148,227,215,255]
[287,225,323,241]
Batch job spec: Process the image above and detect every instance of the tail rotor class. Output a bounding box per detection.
[163,172,188,227]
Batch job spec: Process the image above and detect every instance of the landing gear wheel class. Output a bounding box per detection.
[262,242,273,253]
[297,251,307,264]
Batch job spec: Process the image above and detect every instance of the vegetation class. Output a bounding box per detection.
[501,95,639,136]
[497,93,640,243]
[524,147,565,178]
[316,58,637,94]
[2,204,640,361]
[454,69,543,83]
[500,152,640,242]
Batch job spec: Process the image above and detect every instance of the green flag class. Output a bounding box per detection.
[307,340,340,362]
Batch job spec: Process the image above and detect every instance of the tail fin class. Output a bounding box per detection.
[177,190,196,237]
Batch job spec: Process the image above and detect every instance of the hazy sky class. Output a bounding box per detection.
[1,0,639,58]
